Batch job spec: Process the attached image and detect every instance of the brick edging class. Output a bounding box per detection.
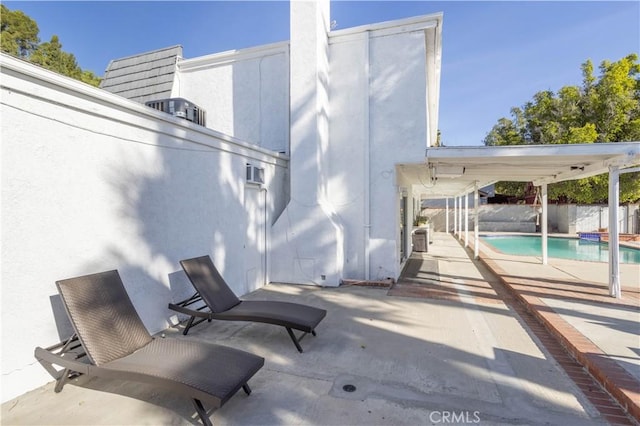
[477,251,640,423]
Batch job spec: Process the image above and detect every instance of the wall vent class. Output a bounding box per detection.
[145,98,206,126]
[246,164,265,185]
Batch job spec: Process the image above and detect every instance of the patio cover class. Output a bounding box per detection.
[397,141,640,299]
[397,142,640,199]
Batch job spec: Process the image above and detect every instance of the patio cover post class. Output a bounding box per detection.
[454,197,457,236]
[474,183,479,259]
[458,196,463,240]
[608,165,621,298]
[405,192,413,260]
[445,198,449,232]
[464,192,469,247]
[453,197,457,235]
[541,184,548,265]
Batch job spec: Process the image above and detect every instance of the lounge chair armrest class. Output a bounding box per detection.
[34,346,90,377]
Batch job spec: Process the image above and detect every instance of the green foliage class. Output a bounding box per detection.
[1,4,39,57]
[79,69,102,87]
[1,6,101,87]
[494,181,526,198]
[434,129,442,147]
[30,36,79,76]
[485,53,640,203]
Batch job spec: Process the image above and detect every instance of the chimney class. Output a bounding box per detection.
[270,0,344,286]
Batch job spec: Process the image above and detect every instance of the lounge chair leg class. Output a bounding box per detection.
[242,384,252,395]
[54,368,70,393]
[183,316,195,335]
[183,316,211,335]
[286,327,304,353]
[192,398,212,426]
[311,330,316,337]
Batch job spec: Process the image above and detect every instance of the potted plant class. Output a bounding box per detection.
[414,215,429,227]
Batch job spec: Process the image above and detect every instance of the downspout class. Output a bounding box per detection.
[364,30,371,280]
[261,187,269,286]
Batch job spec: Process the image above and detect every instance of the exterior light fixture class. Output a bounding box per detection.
[435,165,465,178]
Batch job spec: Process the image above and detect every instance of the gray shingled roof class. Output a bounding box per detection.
[100,45,182,104]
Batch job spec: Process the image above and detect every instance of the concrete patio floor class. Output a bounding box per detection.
[2,232,638,425]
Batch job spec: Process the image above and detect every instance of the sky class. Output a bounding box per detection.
[4,1,639,147]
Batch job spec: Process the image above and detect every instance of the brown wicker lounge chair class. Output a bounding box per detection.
[169,255,327,353]
[34,270,264,426]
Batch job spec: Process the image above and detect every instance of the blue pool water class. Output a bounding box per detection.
[480,235,640,264]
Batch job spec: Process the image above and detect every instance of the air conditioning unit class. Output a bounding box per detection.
[246,164,264,185]
[145,98,206,126]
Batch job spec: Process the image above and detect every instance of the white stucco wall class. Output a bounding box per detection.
[370,29,428,279]
[0,55,287,402]
[327,32,368,279]
[173,43,290,154]
[328,23,431,280]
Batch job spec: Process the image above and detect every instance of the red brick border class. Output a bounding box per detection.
[478,250,640,424]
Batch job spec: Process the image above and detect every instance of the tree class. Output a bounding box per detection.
[484,54,640,203]
[30,36,80,77]
[0,4,39,58]
[1,5,101,87]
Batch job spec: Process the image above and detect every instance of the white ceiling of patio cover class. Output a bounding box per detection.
[398,142,640,199]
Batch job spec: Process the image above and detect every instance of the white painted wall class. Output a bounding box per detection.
[369,29,429,279]
[328,22,432,280]
[173,43,290,154]
[0,55,287,402]
[326,32,368,280]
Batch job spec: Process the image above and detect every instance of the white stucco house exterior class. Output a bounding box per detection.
[0,1,442,401]
[98,1,442,287]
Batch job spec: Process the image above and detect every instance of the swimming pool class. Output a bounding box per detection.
[480,235,640,264]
